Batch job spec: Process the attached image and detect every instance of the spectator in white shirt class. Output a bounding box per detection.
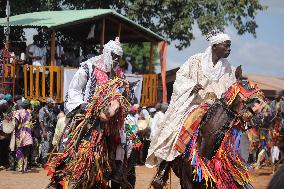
[124,56,133,74]
[141,106,150,120]
[26,35,47,67]
[150,103,168,139]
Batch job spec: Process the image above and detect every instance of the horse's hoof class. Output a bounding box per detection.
[151,180,164,189]
[45,184,56,189]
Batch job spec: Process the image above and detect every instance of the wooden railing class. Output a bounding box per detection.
[141,74,158,106]
[23,66,158,105]
[1,63,15,96]
[23,65,63,103]
[2,63,15,78]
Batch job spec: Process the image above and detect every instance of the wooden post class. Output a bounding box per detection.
[23,65,27,99]
[50,30,56,66]
[56,67,61,100]
[100,18,105,53]
[29,65,33,98]
[149,42,154,73]
[159,41,167,103]
[41,66,46,100]
[35,67,39,98]
[60,67,64,102]
[118,23,121,38]
[50,67,53,99]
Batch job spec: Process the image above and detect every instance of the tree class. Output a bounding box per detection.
[0,0,61,46]
[122,42,159,73]
[61,0,267,50]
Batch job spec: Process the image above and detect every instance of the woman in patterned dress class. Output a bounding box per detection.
[14,100,33,173]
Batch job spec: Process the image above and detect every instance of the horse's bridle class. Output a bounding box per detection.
[222,79,265,124]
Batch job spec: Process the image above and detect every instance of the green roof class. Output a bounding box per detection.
[0,9,165,42]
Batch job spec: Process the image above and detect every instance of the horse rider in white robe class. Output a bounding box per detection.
[65,37,123,116]
[146,30,242,188]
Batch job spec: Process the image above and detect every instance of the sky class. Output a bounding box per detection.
[164,0,284,77]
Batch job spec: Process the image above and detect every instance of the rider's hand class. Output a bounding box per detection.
[80,103,88,112]
[190,84,203,95]
[235,65,247,80]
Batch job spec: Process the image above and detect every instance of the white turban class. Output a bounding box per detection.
[104,37,123,56]
[90,37,123,72]
[206,30,231,46]
[96,37,123,72]
[201,30,231,81]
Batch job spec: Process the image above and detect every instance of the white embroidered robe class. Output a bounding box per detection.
[146,53,236,167]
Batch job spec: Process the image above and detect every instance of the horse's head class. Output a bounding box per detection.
[86,78,130,122]
[198,78,266,160]
[222,79,266,127]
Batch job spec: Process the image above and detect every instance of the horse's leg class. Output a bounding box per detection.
[180,159,193,189]
[151,160,171,189]
[171,157,182,188]
[111,181,120,189]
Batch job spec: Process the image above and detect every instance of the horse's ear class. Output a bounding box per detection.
[235,65,244,81]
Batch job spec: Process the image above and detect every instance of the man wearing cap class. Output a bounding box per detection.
[150,103,168,140]
[39,98,56,165]
[141,106,150,120]
[147,30,241,188]
[65,37,123,116]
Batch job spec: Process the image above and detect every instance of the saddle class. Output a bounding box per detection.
[175,103,209,153]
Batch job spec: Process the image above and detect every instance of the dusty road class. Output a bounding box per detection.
[0,166,272,189]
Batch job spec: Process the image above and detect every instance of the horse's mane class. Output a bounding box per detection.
[85,77,130,119]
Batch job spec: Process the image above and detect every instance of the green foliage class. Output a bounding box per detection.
[122,42,159,73]
[61,0,267,50]
[0,0,267,50]
[126,0,267,50]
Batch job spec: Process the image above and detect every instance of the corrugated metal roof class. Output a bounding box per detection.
[245,74,284,91]
[163,68,284,98]
[0,9,165,41]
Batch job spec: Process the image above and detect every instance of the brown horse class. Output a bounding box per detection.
[152,79,266,189]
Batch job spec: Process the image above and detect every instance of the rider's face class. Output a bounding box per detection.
[213,40,231,59]
[111,52,121,67]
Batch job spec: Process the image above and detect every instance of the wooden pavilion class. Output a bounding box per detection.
[0,9,168,106]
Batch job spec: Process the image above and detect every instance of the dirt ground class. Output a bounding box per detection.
[0,166,273,189]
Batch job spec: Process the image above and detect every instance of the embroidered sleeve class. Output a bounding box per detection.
[172,54,202,99]
[65,65,89,113]
[94,68,109,86]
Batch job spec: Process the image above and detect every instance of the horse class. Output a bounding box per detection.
[152,78,266,189]
[45,78,134,189]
